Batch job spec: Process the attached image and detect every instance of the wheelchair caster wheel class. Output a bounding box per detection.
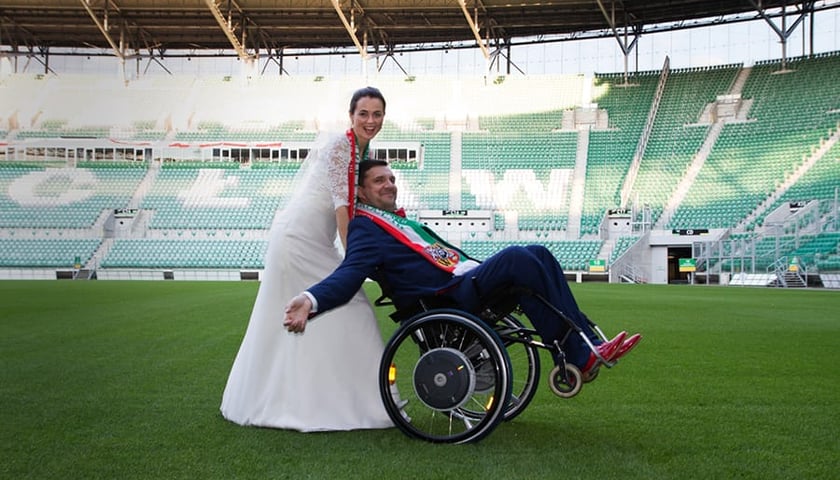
[549,364,582,398]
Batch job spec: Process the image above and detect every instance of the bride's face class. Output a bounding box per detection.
[350,96,385,146]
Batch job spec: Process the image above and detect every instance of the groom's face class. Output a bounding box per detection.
[358,165,398,212]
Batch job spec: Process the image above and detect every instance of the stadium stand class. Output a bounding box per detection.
[609,235,642,265]
[667,53,840,231]
[375,127,451,211]
[628,64,742,226]
[140,162,293,230]
[1,53,838,284]
[0,238,101,268]
[581,72,661,235]
[101,238,267,269]
[0,163,146,229]
[462,239,603,271]
[749,132,840,231]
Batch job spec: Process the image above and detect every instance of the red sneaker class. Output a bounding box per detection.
[612,333,642,362]
[581,331,626,375]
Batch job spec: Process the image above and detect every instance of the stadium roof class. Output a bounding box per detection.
[1,1,837,59]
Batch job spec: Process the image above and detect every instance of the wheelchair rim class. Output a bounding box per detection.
[379,309,512,444]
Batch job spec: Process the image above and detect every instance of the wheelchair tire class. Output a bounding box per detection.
[495,314,540,421]
[379,309,512,444]
[548,364,582,398]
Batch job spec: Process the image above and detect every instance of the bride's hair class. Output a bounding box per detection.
[349,86,386,114]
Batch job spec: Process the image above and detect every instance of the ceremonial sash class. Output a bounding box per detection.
[355,204,477,274]
[345,129,369,218]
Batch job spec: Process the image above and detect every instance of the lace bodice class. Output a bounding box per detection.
[319,132,356,210]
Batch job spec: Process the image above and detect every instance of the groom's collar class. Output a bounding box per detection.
[358,203,406,218]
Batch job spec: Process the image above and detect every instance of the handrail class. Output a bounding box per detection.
[620,55,669,208]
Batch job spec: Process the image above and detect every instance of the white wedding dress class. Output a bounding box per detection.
[220,132,393,431]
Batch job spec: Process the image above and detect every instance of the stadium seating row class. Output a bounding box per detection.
[1,53,838,274]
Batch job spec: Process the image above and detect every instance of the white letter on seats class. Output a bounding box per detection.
[177,169,249,208]
[7,168,96,207]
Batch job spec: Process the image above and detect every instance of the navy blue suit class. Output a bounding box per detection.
[307,215,600,368]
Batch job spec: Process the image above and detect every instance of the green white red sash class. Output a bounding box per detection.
[346,129,370,218]
[355,203,478,274]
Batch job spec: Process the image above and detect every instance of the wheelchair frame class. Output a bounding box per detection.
[374,285,616,444]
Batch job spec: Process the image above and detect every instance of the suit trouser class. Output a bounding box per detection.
[451,245,599,368]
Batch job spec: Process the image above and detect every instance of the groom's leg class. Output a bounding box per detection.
[453,245,593,367]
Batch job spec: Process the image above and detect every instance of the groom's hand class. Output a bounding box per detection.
[284,294,312,333]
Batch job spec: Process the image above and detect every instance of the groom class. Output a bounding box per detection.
[285,159,641,376]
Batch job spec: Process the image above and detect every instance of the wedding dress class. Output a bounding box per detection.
[220,132,393,431]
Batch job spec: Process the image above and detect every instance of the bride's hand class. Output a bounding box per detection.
[283,294,312,333]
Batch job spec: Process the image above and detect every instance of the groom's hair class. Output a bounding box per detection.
[358,159,389,186]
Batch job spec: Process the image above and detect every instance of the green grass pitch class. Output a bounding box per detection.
[2,280,838,479]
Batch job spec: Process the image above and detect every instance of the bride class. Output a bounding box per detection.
[220,87,393,431]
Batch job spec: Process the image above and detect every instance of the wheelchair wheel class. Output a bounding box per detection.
[495,314,540,421]
[548,364,582,398]
[379,309,512,444]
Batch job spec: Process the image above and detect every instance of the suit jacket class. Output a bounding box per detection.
[307,215,461,314]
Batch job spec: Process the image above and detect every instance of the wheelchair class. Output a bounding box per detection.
[374,284,617,444]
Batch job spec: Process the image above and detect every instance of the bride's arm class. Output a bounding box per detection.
[324,134,352,249]
[336,205,350,249]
